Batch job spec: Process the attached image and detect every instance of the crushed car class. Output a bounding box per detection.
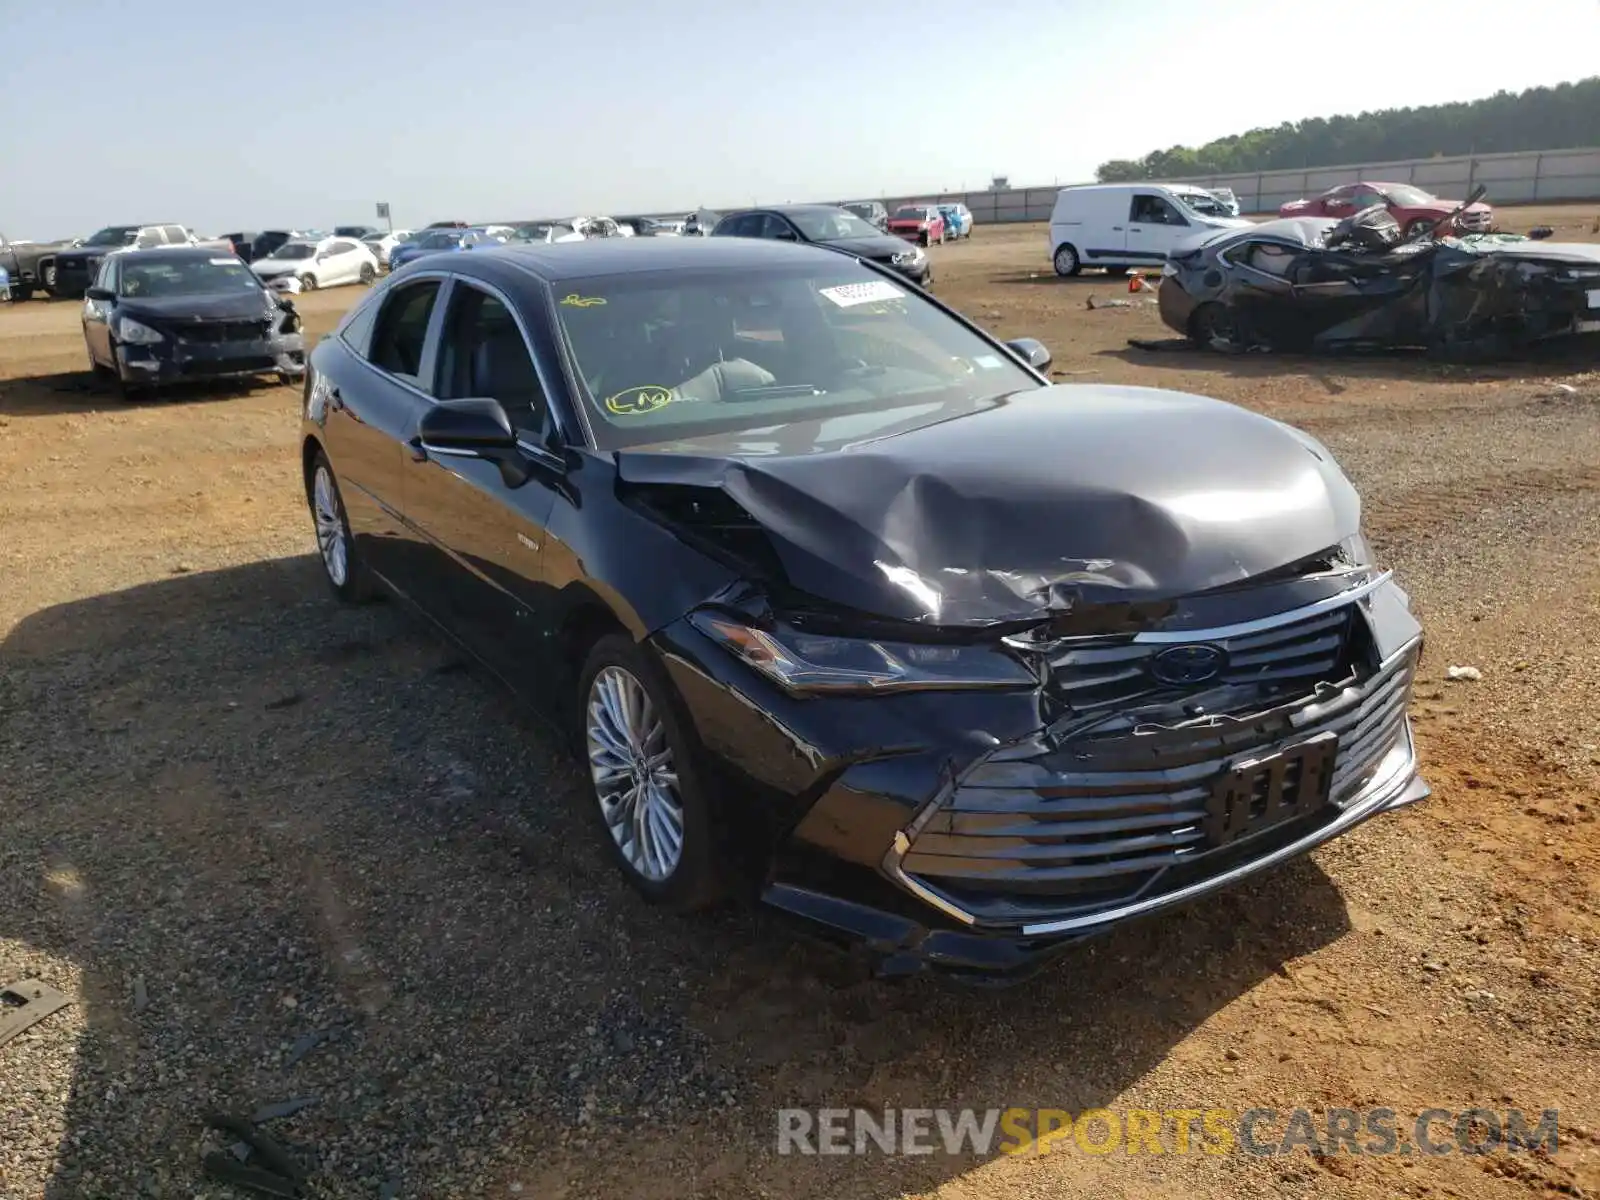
[1158,189,1600,358]
[299,236,1427,981]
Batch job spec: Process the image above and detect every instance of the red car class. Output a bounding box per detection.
[887,204,946,247]
[1279,182,1492,237]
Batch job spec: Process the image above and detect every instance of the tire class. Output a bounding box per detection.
[1189,302,1239,347]
[305,449,377,603]
[358,262,376,285]
[298,273,318,292]
[86,339,112,380]
[1052,243,1081,277]
[43,263,57,290]
[577,634,725,912]
[12,283,34,302]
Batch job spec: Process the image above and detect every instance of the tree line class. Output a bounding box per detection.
[1095,77,1600,182]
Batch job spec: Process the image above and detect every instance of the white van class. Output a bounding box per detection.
[1048,184,1252,277]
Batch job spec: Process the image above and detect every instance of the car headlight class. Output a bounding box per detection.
[688,612,1037,695]
[891,247,924,266]
[117,317,164,344]
[1338,531,1374,567]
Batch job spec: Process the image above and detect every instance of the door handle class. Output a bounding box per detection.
[1112,225,1123,231]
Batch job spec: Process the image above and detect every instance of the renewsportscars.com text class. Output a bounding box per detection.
[776,1107,1560,1157]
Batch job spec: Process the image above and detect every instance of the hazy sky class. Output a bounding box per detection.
[4,0,1598,237]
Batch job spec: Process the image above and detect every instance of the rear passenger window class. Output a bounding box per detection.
[369,281,441,384]
[434,284,548,436]
[162,226,188,244]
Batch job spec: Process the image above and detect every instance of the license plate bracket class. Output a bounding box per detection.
[1203,732,1338,848]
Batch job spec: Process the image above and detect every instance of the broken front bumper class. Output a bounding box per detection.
[660,573,1429,982]
[117,335,306,387]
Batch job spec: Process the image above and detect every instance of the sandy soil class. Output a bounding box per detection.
[1,205,1598,1199]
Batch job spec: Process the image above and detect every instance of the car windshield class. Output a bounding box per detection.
[1381,184,1437,207]
[85,227,140,247]
[418,232,463,248]
[1176,191,1232,218]
[891,207,928,221]
[788,210,882,242]
[267,244,317,260]
[555,262,1041,451]
[120,257,261,298]
[511,226,552,242]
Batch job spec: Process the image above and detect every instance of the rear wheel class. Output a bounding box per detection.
[1052,243,1081,277]
[306,450,377,603]
[298,273,318,292]
[358,262,376,285]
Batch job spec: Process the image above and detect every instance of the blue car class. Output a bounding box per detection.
[388,227,501,271]
[937,203,973,240]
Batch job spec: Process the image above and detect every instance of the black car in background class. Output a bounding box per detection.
[298,237,1426,981]
[841,200,889,231]
[82,248,305,398]
[711,204,933,288]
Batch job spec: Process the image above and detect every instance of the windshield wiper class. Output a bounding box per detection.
[724,384,822,401]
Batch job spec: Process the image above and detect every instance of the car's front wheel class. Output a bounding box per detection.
[298,273,318,292]
[1052,243,1081,277]
[579,634,724,912]
[306,450,376,602]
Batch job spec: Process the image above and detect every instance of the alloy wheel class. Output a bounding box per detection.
[1053,245,1079,276]
[586,665,685,882]
[311,464,349,587]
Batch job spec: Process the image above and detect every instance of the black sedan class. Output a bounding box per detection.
[83,249,306,398]
[301,237,1426,981]
[711,204,933,288]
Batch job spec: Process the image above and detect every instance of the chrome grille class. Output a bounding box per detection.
[897,611,1418,922]
[1048,606,1352,713]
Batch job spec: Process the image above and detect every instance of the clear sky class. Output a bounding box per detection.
[4,0,1598,238]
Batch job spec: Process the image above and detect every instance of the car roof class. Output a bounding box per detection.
[122,246,243,261]
[447,236,851,284]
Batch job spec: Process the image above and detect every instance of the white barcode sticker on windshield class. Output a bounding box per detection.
[210,257,238,265]
[819,281,906,308]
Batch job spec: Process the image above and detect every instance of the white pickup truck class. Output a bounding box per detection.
[47,224,236,298]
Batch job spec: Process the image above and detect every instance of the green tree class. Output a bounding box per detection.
[1094,77,1600,180]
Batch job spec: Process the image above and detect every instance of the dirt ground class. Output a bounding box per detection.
[2,207,1598,1199]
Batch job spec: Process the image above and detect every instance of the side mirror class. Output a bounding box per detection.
[773,229,798,242]
[1005,337,1052,372]
[85,287,114,302]
[417,398,516,455]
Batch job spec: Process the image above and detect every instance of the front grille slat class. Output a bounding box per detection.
[898,600,1420,922]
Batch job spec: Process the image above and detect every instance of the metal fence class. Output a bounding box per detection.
[793,146,1600,225]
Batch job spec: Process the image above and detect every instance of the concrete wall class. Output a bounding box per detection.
[837,146,1600,225]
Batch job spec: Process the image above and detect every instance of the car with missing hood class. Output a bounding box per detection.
[1279,182,1492,238]
[299,237,1426,981]
[1158,193,1600,356]
[81,247,304,398]
[711,204,932,288]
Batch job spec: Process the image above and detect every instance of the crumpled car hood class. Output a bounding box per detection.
[615,385,1361,626]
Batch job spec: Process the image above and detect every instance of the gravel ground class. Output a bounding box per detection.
[2,209,1598,1199]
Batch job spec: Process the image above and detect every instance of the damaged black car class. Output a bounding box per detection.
[301,237,1427,981]
[1159,198,1600,357]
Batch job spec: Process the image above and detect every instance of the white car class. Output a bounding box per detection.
[507,221,586,245]
[359,229,412,267]
[251,236,379,291]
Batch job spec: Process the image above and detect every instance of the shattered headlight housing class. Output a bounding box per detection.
[688,612,1037,695]
[892,247,925,267]
[117,317,164,344]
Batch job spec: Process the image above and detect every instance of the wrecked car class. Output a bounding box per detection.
[1279,181,1492,239]
[301,237,1427,981]
[1158,202,1600,357]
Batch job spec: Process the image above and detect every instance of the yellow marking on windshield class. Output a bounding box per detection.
[560,293,607,307]
[604,386,673,415]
